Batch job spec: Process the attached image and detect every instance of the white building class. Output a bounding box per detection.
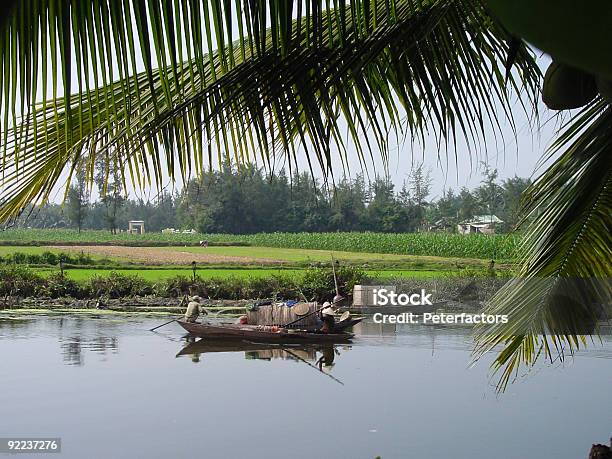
[457,215,503,234]
[128,220,145,234]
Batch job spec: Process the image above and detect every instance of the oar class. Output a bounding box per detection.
[331,253,340,298]
[150,317,181,332]
[281,296,344,328]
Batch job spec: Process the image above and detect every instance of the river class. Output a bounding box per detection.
[1,314,610,459]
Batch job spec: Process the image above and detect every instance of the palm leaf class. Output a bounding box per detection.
[0,0,540,220]
[474,99,612,391]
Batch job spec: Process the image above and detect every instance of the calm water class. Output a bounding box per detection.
[1,314,611,459]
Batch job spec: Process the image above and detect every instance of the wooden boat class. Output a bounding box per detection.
[177,321,354,343]
[176,340,334,357]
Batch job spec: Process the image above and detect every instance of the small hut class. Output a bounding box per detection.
[128,220,145,234]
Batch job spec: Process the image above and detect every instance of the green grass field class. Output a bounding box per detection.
[0,229,511,283]
[0,246,64,256]
[34,267,303,281]
[34,267,442,281]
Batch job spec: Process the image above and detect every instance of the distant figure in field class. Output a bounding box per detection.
[184,296,207,323]
[199,240,209,247]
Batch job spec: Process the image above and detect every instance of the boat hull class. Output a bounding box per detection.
[280,317,363,332]
[177,321,354,343]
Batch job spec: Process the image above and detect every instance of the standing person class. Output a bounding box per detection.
[319,302,336,333]
[184,296,207,323]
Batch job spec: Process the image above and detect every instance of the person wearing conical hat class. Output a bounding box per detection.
[184,296,208,323]
[319,301,336,333]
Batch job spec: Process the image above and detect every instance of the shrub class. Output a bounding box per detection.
[0,251,98,266]
[0,266,43,297]
[40,251,59,265]
[155,275,200,298]
[39,273,83,298]
[301,266,366,301]
[85,272,153,298]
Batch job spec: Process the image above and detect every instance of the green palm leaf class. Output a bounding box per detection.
[474,99,612,390]
[0,0,539,220]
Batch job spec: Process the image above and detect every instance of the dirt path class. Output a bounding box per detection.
[48,245,285,265]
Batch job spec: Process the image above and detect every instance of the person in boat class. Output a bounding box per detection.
[319,302,336,333]
[236,315,249,325]
[184,296,207,323]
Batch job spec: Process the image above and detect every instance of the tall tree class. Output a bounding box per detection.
[408,164,432,230]
[474,164,505,218]
[457,187,478,222]
[500,176,532,230]
[94,158,125,235]
[65,164,89,232]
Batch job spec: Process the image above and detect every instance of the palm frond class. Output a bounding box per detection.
[0,0,540,220]
[474,99,612,391]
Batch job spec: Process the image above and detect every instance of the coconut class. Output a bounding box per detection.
[596,76,612,104]
[542,61,597,110]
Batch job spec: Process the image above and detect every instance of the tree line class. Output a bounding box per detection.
[14,163,530,234]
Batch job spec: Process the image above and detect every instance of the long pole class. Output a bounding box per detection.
[331,253,340,297]
[280,346,344,385]
[150,317,180,332]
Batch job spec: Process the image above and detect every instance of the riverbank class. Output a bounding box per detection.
[0,275,507,316]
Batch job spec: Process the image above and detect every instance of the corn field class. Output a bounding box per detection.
[235,232,519,259]
[0,229,520,260]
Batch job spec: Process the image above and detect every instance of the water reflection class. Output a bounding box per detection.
[177,338,350,384]
[0,316,37,335]
[59,335,119,366]
[2,314,612,459]
[0,315,121,366]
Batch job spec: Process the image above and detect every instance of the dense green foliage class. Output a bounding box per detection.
[0,265,365,301]
[0,251,97,266]
[12,164,529,235]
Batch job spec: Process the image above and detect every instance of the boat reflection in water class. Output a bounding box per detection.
[176,338,349,384]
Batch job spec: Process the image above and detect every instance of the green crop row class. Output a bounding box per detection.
[232,232,520,259]
[0,251,99,266]
[0,229,521,259]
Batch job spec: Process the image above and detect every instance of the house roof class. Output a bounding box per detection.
[460,215,503,224]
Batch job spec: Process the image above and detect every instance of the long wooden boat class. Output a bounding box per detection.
[177,321,354,343]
